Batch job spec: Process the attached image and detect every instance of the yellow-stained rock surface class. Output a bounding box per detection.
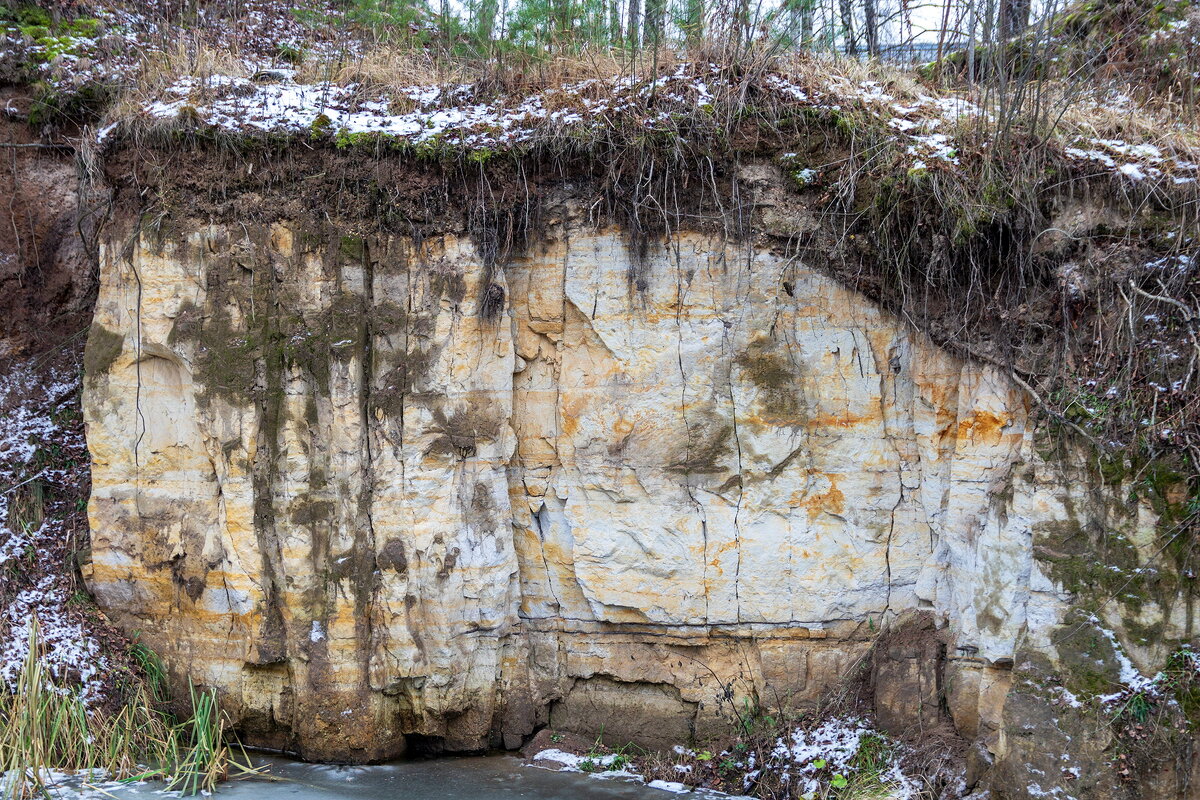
[83,210,1178,762]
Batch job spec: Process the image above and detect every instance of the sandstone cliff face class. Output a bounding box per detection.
[82,197,1190,781]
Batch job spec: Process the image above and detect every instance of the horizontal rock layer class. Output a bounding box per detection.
[83,206,1176,772]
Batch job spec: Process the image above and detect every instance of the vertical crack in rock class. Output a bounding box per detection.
[248,225,291,682]
[555,237,568,480]
[550,240,569,615]
[723,321,745,624]
[672,243,708,621]
[878,332,900,620]
[725,242,758,624]
[777,273,810,624]
[885,467,902,619]
[124,218,147,473]
[532,502,562,612]
[359,238,378,699]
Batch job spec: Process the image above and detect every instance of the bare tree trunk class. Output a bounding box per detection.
[727,0,748,47]
[553,0,571,45]
[998,0,1030,39]
[862,0,878,56]
[838,0,856,55]
[645,0,665,45]
[685,0,705,44]
[935,0,952,63]
[627,0,640,48]
[476,0,498,44]
[786,0,813,46]
[966,0,978,84]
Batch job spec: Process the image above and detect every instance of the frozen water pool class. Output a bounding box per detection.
[39,753,690,800]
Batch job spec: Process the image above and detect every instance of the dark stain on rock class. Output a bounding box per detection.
[668,412,732,475]
[372,300,408,337]
[339,235,366,262]
[734,339,803,423]
[169,300,261,406]
[372,346,437,419]
[290,499,334,528]
[429,263,466,304]
[378,538,408,573]
[468,481,496,531]
[83,324,123,381]
[480,282,506,320]
[425,399,504,459]
[437,548,459,580]
[182,575,206,602]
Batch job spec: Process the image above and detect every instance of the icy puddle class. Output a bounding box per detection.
[39,753,689,800]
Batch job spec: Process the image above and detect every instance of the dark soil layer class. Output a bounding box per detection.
[0,113,96,357]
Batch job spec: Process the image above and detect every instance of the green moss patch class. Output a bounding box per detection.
[83,325,124,381]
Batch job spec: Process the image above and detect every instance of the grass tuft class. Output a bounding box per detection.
[0,620,256,799]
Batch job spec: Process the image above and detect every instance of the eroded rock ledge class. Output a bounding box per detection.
[82,192,1191,792]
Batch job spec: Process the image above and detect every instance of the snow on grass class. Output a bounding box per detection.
[1073,616,1199,717]
[0,579,110,703]
[1146,252,1196,273]
[1,0,356,99]
[6,0,1194,193]
[1065,137,1199,185]
[529,716,917,800]
[1049,685,1084,709]
[132,62,735,149]
[768,717,918,799]
[126,59,989,176]
[531,748,639,778]
[6,0,1178,188]
[0,361,78,566]
[907,132,959,164]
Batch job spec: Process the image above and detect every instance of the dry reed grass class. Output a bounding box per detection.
[0,621,256,800]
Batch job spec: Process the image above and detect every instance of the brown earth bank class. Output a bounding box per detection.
[0,112,96,358]
[0,109,143,721]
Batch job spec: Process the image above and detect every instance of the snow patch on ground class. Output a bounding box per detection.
[1086,614,1157,704]
[530,716,917,800]
[1080,615,1200,710]
[1,0,356,97]
[132,63,747,150]
[0,357,108,702]
[769,717,918,799]
[0,579,109,702]
[531,748,639,778]
[529,748,759,798]
[125,61,988,174]
[647,779,692,793]
[1065,137,1199,185]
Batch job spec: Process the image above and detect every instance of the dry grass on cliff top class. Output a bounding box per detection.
[96,29,1199,195]
[6,0,1197,179]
